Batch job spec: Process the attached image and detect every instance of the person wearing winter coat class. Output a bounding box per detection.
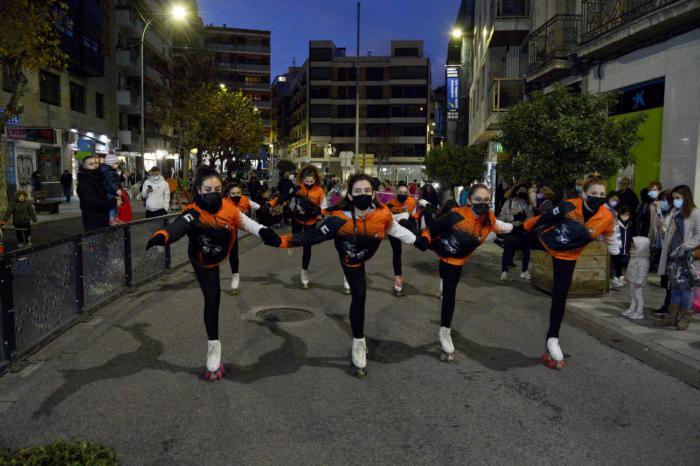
[622,236,651,320]
[2,190,37,247]
[77,153,121,231]
[656,185,700,330]
[498,182,535,280]
[99,153,123,224]
[141,166,170,218]
[611,206,633,289]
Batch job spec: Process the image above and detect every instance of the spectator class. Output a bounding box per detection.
[276,170,295,227]
[409,179,418,196]
[605,192,621,218]
[76,153,121,231]
[99,152,124,225]
[166,172,180,210]
[611,205,633,289]
[638,181,662,238]
[247,171,263,203]
[421,183,440,207]
[60,170,73,203]
[31,170,43,193]
[498,182,534,281]
[141,166,170,218]
[117,189,133,223]
[656,185,700,330]
[651,189,674,315]
[614,177,639,218]
[2,190,37,248]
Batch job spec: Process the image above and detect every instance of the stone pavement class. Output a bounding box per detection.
[0,237,698,464]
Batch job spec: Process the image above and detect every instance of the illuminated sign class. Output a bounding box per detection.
[446,66,459,120]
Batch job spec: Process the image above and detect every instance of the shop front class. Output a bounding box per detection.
[6,127,63,199]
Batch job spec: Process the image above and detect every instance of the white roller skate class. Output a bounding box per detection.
[203,340,224,381]
[351,337,367,377]
[230,273,240,295]
[393,276,404,297]
[439,327,455,362]
[542,337,565,370]
[300,269,310,289]
[343,276,351,295]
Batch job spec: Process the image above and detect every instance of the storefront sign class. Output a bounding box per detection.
[7,127,56,145]
[611,78,664,115]
[446,66,460,120]
[0,107,21,125]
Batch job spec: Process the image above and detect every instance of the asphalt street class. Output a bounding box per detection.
[0,236,698,464]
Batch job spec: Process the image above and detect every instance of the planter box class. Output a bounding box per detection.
[531,241,610,297]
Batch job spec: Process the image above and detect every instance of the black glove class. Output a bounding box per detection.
[511,224,525,237]
[514,212,527,222]
[414,235,429,251]
[146,234,166,250]
[399,218,419,235]
[259,227,281,247]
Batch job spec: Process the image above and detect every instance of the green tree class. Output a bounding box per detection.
[0,0,67,214]
[424,143,485,196]
[497,85,645,191]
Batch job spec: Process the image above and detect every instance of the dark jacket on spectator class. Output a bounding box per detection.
[77,167,117,231]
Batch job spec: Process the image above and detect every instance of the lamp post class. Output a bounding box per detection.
[137,4,187,171]
[354,1,360,174]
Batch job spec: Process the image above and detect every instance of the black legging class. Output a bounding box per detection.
[439,261,463,328]
[389,236,402,276]
[526,233,577,339]
[500,234,531,273]
[612,254,629,277]
[229,231,239,274]
[342,264,367,338]
[192,262,221,340]
[292,221,315,270]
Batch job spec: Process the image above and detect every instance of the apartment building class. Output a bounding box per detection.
[204,25,271,148]
[284,40,431,181]
[271,67,302,163]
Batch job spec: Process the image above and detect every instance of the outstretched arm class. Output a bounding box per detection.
[147,208,197,249]
[386,219,416,245]
[279,216,346,248]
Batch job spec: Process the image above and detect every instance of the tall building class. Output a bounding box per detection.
[204,25,271,150]
[114,0,176,175]
[283,40,431,182]
[451,0,700,197]
[271,67,302,163]
[2,0,117,198]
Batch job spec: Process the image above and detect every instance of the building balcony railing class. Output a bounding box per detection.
[215,62,269,73]
[208,42,270,54]
[581,0,682,43]
[527,14,581,74]
[497,0,530,17]
[237,82,270,91]
[491,78,523,112]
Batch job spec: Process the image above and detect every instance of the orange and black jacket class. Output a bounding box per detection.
[229,194,260,215]
[523,197,619,261]
[151,200,263,268]
[386,196,420,223]
[422,205,512,266]
[279,205,415,268]
[270,183,328,225]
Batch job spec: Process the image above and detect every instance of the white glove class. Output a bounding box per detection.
[418,199,430,208]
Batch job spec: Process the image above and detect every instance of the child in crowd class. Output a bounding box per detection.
[622,236,650,319]
[612,205,633,288]
[2,190,37,247]
[99,153,123,225]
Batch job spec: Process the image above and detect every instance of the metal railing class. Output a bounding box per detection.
[491,78,524,111]
[581,0,681,43]
[527,14,581,73]
[497,0,531,17]
[0,214,189,372]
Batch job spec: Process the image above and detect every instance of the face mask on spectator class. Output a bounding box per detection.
[660,200,670,212]
[648,190,659,200]
[673,198,684,210]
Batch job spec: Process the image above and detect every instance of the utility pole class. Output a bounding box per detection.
[354,1,360,173]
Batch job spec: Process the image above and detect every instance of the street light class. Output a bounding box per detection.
[451,28,463,39]
[138,4,188,170]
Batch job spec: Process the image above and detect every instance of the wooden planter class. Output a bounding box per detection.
[531,241,610,297]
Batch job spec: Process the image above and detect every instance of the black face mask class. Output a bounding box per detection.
[230,195,241,204]
[303,183,315,189]
[397,194,408,203]
[471,203,489,217]
[352,194,373,210]
[585,196,605,213]
[517,191,528,200]
[195,192,222,213]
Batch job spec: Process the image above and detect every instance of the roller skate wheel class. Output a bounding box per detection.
[440,352,455,362]
[301,282,310,290]
[353,366,367,378]
[393,288,404,297]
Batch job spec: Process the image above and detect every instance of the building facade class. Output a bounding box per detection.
[204,25,271,150]
[282,40,431,182]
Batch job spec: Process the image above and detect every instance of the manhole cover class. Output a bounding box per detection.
[255,307,315,323]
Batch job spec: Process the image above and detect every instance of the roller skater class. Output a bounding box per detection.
[225,183,261,294]
[523,175,619,369]
[204,340,225,380]
[147,167,281,380]
[385,182,421,296]
[268,165,327,289]
[274,174,428,377]
[409,183,513,362]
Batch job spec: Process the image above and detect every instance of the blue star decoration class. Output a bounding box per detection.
[632,90,645,109]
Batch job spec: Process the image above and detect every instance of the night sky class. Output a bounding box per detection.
[198,0,462,88]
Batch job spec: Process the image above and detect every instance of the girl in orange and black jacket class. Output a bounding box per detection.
[146,167,280,380]
[276,174,429,376]
[523,175,619,369]
[268,165,328,289]
[224,182,261,294]
[416,183,513,362]
[385,181,422,296]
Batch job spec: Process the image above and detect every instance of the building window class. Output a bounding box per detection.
[394,47,419,57]
[366,67,384,80]
[366,105,389,118]
[391,86,427,98]
[310,86,330,99]
[39,71,61,106]
[365,86,383,99]
[95,92,105,119]
[391,66,427,79]
[337,67,356,81]
[310,105,332,118]
[310,47,333,61]
[2,68,15,92]
[336,105,355,117]
[310,67,331,80]
[70,82,86,113]
[336,86,356,99]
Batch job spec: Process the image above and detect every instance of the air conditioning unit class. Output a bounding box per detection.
[118,130,132,145]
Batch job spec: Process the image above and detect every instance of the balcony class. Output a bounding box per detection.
[579,0,700,59]
[526,15,581,83]
[471,78,523,144]
[214,62,269,73]
[115,7,142,35]
[117,89,140,113]
[116,49,139,75]
[237,82,270,91]
[208,42,270,54]
[145,65,167,86]
[493,0,532,45]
